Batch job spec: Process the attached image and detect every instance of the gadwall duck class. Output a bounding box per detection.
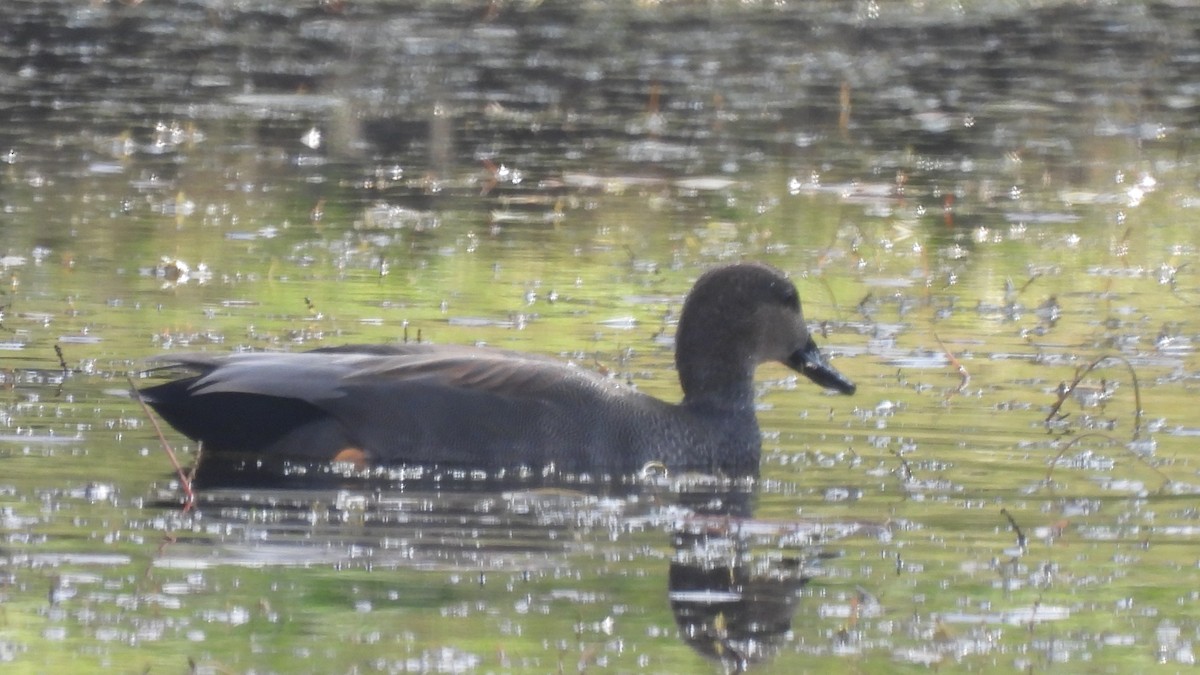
[140,262,854,483]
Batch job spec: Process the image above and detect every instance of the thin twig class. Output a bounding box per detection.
[1163,262,1200,308]
[1043,431,1172,490]
[1000,508,1028,555]
[1044,353,1143,439]
[890,448,914,484]
[53,344,70,398]
[127,376,195,511]
[856,292,873,321]
[932,331,969,393]
[186,442,204,492]
[1017,272,1043,295]
[813,275,842,322]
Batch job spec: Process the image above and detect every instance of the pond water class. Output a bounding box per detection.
[2,1,1199,672]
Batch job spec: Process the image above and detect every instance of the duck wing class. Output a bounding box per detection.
[142,346,636,471]
[149,345,593,401]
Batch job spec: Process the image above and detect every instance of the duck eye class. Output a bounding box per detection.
[781,287,799,309]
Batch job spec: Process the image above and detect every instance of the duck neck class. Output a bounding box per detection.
[676,347,758,413]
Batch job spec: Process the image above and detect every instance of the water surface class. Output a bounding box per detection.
[2,1,1199,672]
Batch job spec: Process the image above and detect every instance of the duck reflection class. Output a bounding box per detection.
[665,482,879,673]
[667,489,802,672]
[150,473,882,672]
